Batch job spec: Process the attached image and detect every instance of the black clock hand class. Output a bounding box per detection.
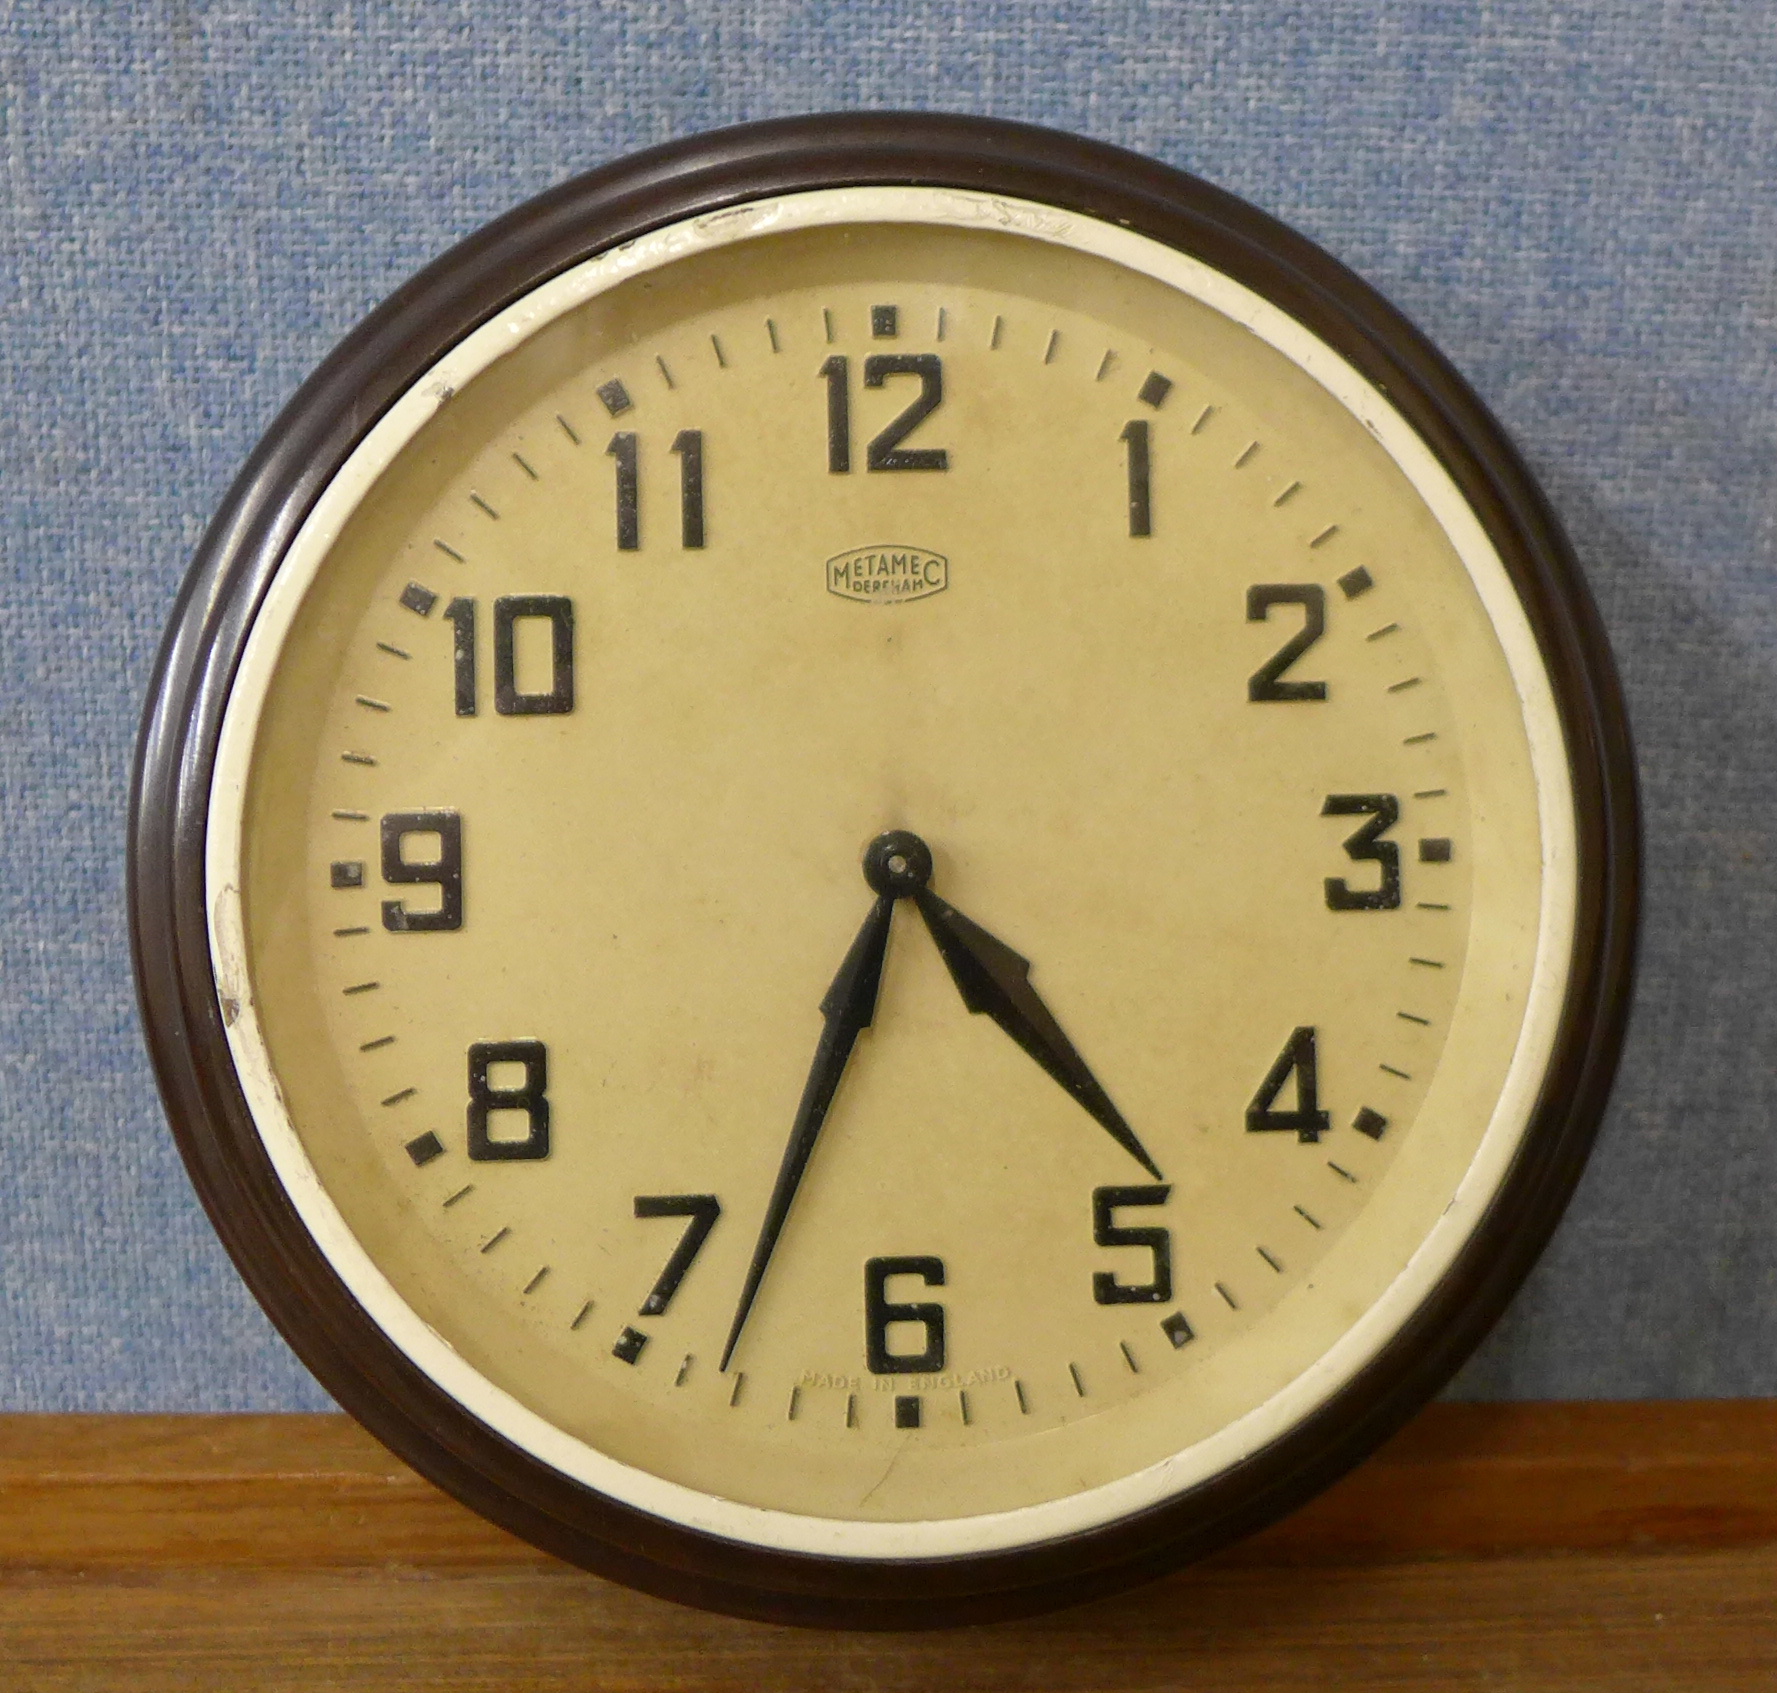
[913,884,1164,1182]
[719,891,894,1372]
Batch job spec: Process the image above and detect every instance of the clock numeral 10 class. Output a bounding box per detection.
[444,595,575,717]
[864,1255,946,1373]
[606,429,706,551]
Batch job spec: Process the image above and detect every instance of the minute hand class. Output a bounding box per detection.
[913,889,1162,1180]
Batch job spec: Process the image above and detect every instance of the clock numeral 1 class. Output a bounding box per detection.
[380,810,463,932]
[1246,584,1328,701]
[1323,793,1402,910]
[441,596,575,717]
[864,1255,946,1374]
[820,354,949,474]
[1091,1184,1172,1304]
[466,1039,550,1161]
[1246,1027,1331,1144]
[633,1195,722,1316]
[606,430,708,550]
[1120,419,1152,537]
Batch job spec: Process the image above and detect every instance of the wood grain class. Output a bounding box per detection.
[1,1403,1773,1689]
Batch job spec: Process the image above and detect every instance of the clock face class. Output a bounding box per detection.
[139,120,1634,1622]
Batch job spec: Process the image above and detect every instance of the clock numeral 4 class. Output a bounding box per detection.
[1246,1026,1331,1144]
[1091,1184,1173,1304]
[444,595,575,717]
[466,1039,550,1161]
[864,1255,946,1373]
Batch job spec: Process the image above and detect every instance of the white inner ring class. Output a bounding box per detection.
[205,186,1578,1561]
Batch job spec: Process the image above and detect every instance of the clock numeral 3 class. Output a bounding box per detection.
[1246,1027,1331,1144]
[466,1039,550,1161]
[864,1255,946,1374]
[1323,793,1402,910]
[1091,1184,1173,1304]
[380,810,463,932]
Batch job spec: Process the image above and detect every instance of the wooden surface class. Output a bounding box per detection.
[2,1402,1774,1688]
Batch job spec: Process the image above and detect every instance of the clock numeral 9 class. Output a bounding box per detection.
[864,1255,946,1373]
[466,1039,550,1161]
[820,354,949,474]
[380,810,463,932]
[1091,1185,1173,1304]
[1323,793,1401,910]
[444,595,574,717]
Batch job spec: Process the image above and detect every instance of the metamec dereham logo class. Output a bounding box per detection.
[826,544,949,605]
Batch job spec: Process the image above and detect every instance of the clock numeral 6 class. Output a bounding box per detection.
[864,1255,946,1374]
[1091,1185,1173,1304]
[380,810,462,932]
[466,1039,550,1161]
[443,595,575,717]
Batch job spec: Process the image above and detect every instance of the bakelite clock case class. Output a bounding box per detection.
[130,114,1638,1626]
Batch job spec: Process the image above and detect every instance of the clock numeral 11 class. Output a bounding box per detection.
[606,429,706,551]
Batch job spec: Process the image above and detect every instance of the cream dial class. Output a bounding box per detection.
[205,189,1576,1559]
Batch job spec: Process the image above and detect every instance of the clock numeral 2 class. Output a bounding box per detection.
[1246,1027,1331,1143]
[1092,1184,1172,1304]
[466,1039,550,1161]
[632,1195,721,1316]
[864,1255,946,1373]
[380,810,463,932]
[1247,584,1328,701]
[444,596,575,717]
[821,354,949,474]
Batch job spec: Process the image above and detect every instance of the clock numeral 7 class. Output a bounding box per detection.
[864,1255,946,1373]
[632,1195,722,1316]
[444,595,574,717]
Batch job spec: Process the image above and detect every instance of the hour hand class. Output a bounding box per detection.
[914,886,1163,1180]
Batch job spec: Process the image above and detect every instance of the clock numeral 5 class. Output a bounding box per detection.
[1091,1185,1173,1304]
[864,1255,946,1373]
[466,1039,550,1161]
[820,354,949,474]
[443,595,575,717]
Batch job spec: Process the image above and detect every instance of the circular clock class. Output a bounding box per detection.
[131,114,1637,1626]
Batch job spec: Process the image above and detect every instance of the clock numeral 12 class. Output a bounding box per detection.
[820,354,949,473]
[606,429,706,551]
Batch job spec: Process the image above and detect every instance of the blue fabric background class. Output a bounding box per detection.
[0,3,1771,1410]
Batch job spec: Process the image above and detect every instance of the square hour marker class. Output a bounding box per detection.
[597,378,633,417]
[329,861,364,889]
[870,304,898,338]
[1353,1107,1389,1140]
[613,1326,649,1365]
[1337,565,1375,599]
[894,1395,922,1429]
[1161,1311,1195,1348]
[1419,837,1453,863]
[399,581,437,617]
[404,1131,445,1167]
[1138,370,1173,409]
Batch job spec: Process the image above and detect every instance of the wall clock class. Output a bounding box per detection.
[131,113,1638,1626]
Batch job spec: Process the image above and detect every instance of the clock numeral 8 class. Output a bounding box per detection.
[466,1039,550,1161]
[864,1255,946,1374]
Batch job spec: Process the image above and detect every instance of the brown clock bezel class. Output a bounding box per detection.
[129,112,1639,1628]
